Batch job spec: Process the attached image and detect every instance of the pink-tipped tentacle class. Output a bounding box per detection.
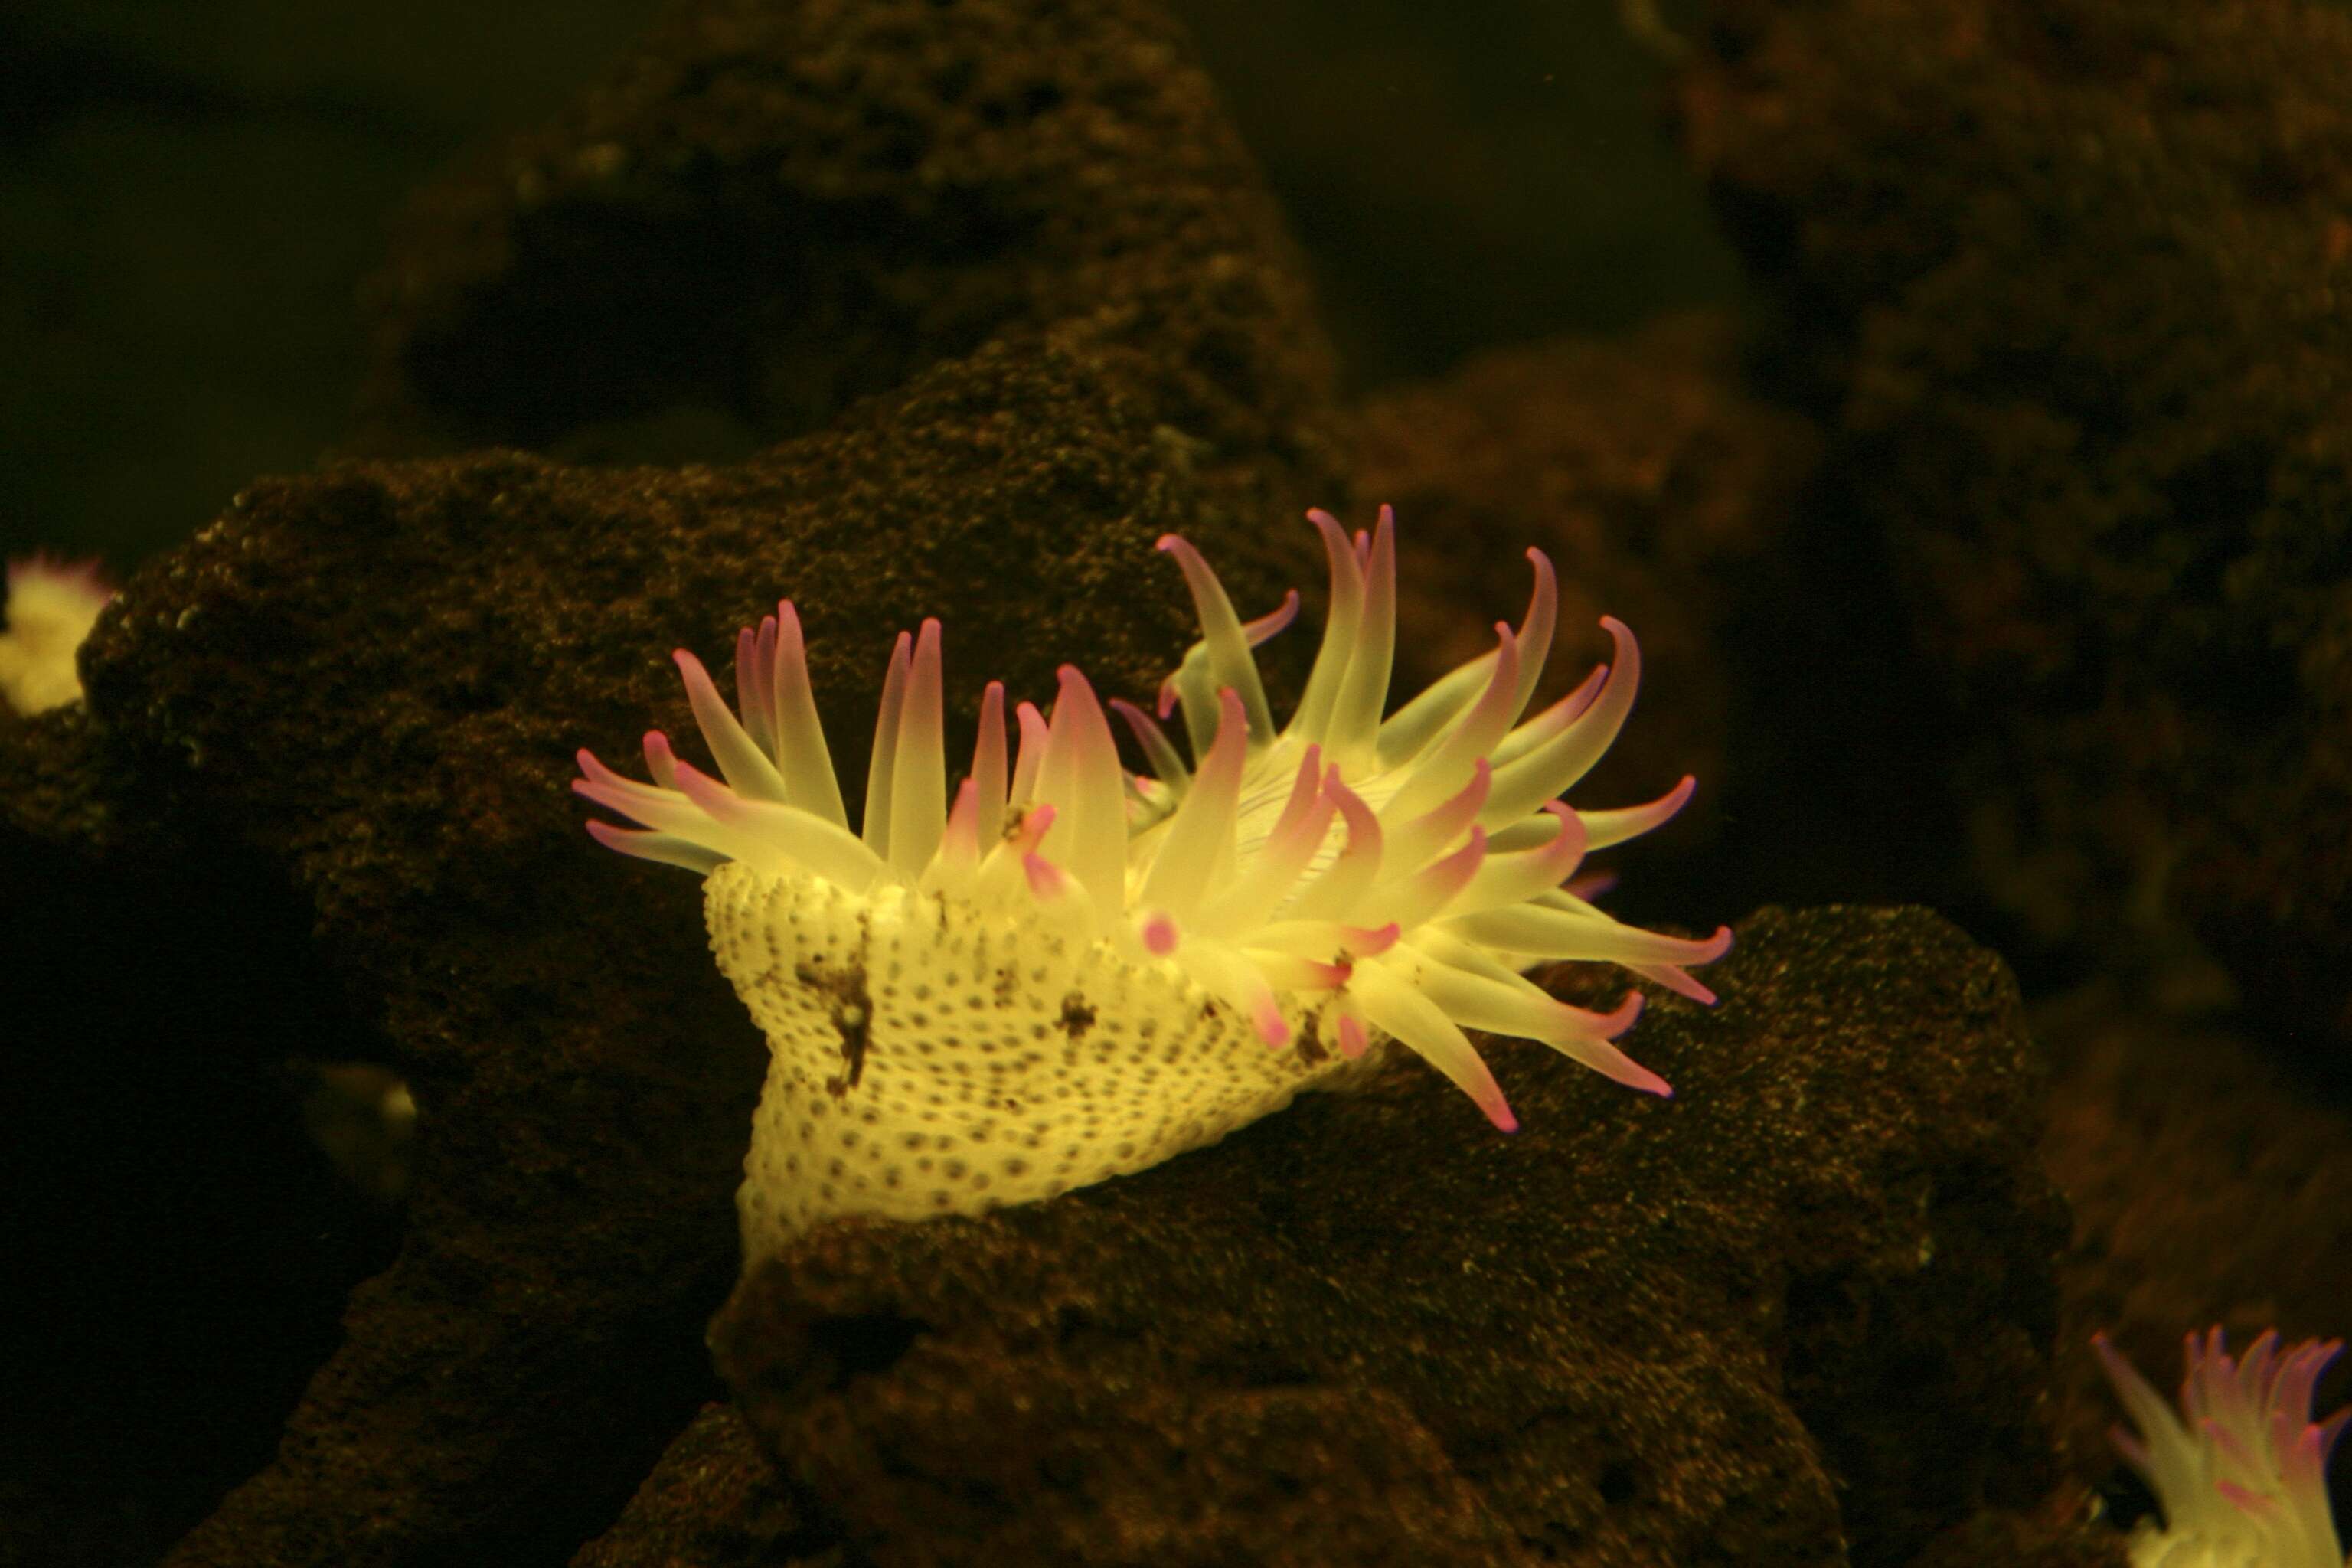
[1022,852,1069,901]
[1563,870,1618,902]
[1351,957,1515,1132]
[1383,758,1491,872]
[1243,951,1352,995]
[1291,508,1369,742]
[1285,769,1384,923]
[735,622,774,760]
[1007,802,1057,857]
[936,776,982,873]
[1032,665,1130,916]
[1481,616,1642,826]
[1137,687,1248,920]
[972,680,1008,846]
[1325,507,1397,767]
[1450,802,1588,918]
[1194,746,1332,938]
[1380,825,1488,932]
[1383,622,1521,821]
[1008,699,1050,808]
[1335,1011,1370,1059]
[1109,695,1191,792]
[675,647,791,804]
[1485,665,1602,775]
[576,747,688,818]
[1453,902,1731,972]
[759,602,849,825]
[1508,548,1559,717]
[1158,534,1281,743]
[861,630,914,860]
[581,818,728,874]
[887,617,947,877]
[1625,958,1724,1006]
[642,729,681,790]
[1242,588,1302,648]
[1579,775,1697,851]
[658,757,884,890]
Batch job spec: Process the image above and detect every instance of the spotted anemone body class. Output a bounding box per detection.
[577,508,1728,1263]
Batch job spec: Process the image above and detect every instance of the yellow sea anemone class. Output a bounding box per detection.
[577,507,1727,1263]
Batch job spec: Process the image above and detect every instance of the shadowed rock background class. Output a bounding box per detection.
[4,0,2347,1564]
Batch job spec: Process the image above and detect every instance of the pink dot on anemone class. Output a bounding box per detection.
[575,505,1730,1263]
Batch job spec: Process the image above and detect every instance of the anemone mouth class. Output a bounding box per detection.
[577,505,1729,1135]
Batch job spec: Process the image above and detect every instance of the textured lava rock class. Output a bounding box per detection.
[356,0,1344,536]
[572,1404,813,1567]
[1678,0,2352,1060]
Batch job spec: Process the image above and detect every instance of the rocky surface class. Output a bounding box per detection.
[353,0,1342,525]
[571,1404,813,1568]
[1679,0,2352,1063]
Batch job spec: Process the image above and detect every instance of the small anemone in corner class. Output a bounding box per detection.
[577,506,1729,1263]
[2094,1328,2351,1568]
[0,555,112,717]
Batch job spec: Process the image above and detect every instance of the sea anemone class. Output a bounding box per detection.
[577,506,1729,1263]
[2094,1328,2350,1568]
[0,554,113,717]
